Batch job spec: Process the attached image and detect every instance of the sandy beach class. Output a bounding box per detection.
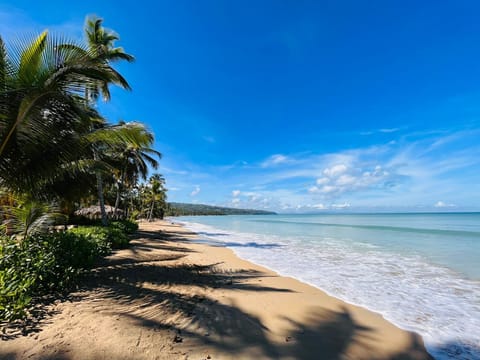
[1,220,433,360]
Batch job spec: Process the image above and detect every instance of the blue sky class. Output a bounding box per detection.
[1,1,480,212]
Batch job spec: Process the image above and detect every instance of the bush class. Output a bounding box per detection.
[68,225,129,250]
[67,227,112,253]
[0,231,105,321]
[110,219,138,234]
[0,220,135,321]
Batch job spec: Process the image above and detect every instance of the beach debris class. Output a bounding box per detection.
[173,334,183,343]
[285,336,292,342]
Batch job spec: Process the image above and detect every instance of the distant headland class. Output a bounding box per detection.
[165,202,277,216]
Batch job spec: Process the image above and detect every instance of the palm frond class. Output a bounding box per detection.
[18,31,47,83]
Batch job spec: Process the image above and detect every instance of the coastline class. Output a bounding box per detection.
[1,220,433,359]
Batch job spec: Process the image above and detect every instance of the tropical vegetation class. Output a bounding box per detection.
[0,16,166,321]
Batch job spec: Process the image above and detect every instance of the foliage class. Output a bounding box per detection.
[0,218,136,321]
[68,225,129,249]
[0,231,105,321]
[0,17,162,322]
[0,30,130,198]
[110,219,138,234]
[0,193,65,240]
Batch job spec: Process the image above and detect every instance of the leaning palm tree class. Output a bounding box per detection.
[0,31,128,198]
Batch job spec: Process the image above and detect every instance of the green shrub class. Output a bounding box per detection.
[68,225,129,250]
[0,231,105,321]
[0,221,135,321]
[67,227,112,254]
[105,226,130,249]
[110,219,138,234]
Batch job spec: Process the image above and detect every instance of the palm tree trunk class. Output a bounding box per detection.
[93,149,108,226]
[113,168,126,219]
[96,171,108,226]
[113,183,121,220]
[148,199,155,222]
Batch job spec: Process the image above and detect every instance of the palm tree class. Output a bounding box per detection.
[0,31,128,198]
[81,16,134,225]
[146,174,166,221]
[84,16,134,101]
[109,123,161,217]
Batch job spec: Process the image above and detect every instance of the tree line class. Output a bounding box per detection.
[165,202,277,216]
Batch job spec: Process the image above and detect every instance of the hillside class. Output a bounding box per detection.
[165,202,277,216]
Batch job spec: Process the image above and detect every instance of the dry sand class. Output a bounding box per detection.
[1,220,433,360]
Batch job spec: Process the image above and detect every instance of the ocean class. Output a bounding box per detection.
[174,213,480,360]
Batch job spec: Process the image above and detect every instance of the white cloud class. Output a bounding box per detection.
[308,163,394,199]
[323,164,348,177]
[190,185,201,197]
[166,128,480,211]
[434,201,456,208]
[362,128,400,135]
[380,128,399,133]
[320,185,337,194]
[232,198,240,204]
[312,203,328,209]
[261,154,290,168]
[162,166,189,175]
[331,202,351,209]
[316,177,329,185]
[232,190,241,197]
[336,174,356,186]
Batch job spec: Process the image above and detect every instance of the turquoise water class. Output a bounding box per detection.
[175,213,480,359]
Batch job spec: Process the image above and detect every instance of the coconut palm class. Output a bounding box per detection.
[109,123,161,217]
[0,31,127,197]
[84,16,134,101]
[146,174,166,221]
[82,15,134,225]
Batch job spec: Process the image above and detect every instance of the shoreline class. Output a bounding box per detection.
[174,214,480,360]
[155,220,434,359]
[1,220,433,359]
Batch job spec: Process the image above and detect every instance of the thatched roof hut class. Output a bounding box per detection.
[74,205,124,219]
